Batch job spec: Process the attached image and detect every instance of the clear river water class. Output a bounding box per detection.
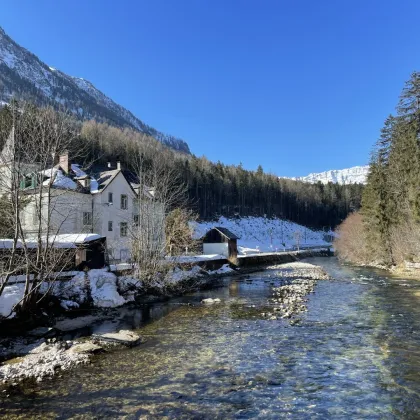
[2,257,420,419]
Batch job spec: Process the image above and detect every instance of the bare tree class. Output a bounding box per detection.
[334,211,369,265]
[0,102,88,316]
[165,208,199,256]
[128,144,190,284]
[390,216,420,265]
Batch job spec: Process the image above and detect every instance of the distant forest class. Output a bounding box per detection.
[0,104,363,230]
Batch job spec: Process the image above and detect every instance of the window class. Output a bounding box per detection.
[108,221,113,231]
[108,192,113,204]
[20,173,37,190]
[133,214,139,226]
[120,249,129,262]
[83,212,92,226]
[120,194,128,210]
[120,222,128,237]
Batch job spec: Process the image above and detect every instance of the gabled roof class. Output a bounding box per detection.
[93,169,120,193]
[205,227,240,240]
[18,160,157,199]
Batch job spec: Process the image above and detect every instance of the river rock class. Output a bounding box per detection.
[201,298,221,304]
[0,341,90,386]
[69,342,103,354]
[92,330,142,347]
[54,315,102,332]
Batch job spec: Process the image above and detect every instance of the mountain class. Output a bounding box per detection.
[0,27,190,154]
[286,165,369,185]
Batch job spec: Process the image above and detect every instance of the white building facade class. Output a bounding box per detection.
[0,143,157,263]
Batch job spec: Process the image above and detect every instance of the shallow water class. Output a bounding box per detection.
[2,257,420,419]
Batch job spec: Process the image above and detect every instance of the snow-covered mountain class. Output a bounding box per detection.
[0,26,190,154]
[287,166,369,185]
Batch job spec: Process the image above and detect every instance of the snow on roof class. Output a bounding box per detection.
[0,234,104,250]
[45,233,103,246]
[42,169,77,190]
[0,239,23,249]
[71,164,87,178]
[41,167,57,178]
[0,239,37,249]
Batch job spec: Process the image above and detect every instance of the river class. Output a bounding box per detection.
[2,257,420,419]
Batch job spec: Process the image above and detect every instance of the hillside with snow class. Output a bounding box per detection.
[193,216,331,254]
[286,166,369,185]
[0,27,190,154]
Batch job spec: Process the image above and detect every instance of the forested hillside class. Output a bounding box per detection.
[0,105,363,230]
[335,72,420,266]
[0,27,190,153]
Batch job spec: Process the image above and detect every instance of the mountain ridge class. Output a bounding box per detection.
[284,165,369,185]
[0,26,190,154]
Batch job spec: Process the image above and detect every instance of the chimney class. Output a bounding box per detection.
[117,161,121,170]
[59,151,69,174]
[107,162,112,169]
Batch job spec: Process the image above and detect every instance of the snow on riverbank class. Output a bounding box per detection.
[0,284,24,318]
[57,269,127,308]
[0,263,235,317]
[193,216,330,254]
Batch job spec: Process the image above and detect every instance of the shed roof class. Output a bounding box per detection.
[205,227,240,240]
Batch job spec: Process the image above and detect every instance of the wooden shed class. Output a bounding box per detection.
[202,227,239,259]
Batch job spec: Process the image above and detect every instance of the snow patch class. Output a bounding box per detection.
[193,216,330,255]
[42,169,77,190]
[165,265,203,284]
[0,284,24,318]
[207,264,234,275]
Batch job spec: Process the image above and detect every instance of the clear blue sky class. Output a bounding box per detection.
[2,0,420,176]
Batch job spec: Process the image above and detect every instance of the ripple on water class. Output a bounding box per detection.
[2,258,420,419]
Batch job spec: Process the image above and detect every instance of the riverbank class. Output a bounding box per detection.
[4,257,420,418]
[337,258,420,281]
[0,257,330,390]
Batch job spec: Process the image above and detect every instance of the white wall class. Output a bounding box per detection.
[21,190,92,237]
[18,169,165,264]
[203,243,228,257]
[93,171,137,262]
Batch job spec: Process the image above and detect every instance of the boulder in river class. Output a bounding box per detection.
[69,342,103,354]
[54,315,103,332]
[92,330,142,347]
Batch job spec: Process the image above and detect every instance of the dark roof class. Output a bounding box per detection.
[208,227,240,240]
[94,169,120,192]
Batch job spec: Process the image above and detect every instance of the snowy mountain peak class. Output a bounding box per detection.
[0,26,190,154]
[286,165,369,185]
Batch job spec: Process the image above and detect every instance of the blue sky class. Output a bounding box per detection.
[2,0,420,176]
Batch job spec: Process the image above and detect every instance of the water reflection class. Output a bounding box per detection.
[2,258,420,418]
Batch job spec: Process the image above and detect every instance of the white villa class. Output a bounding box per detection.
[0,130,161,263]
